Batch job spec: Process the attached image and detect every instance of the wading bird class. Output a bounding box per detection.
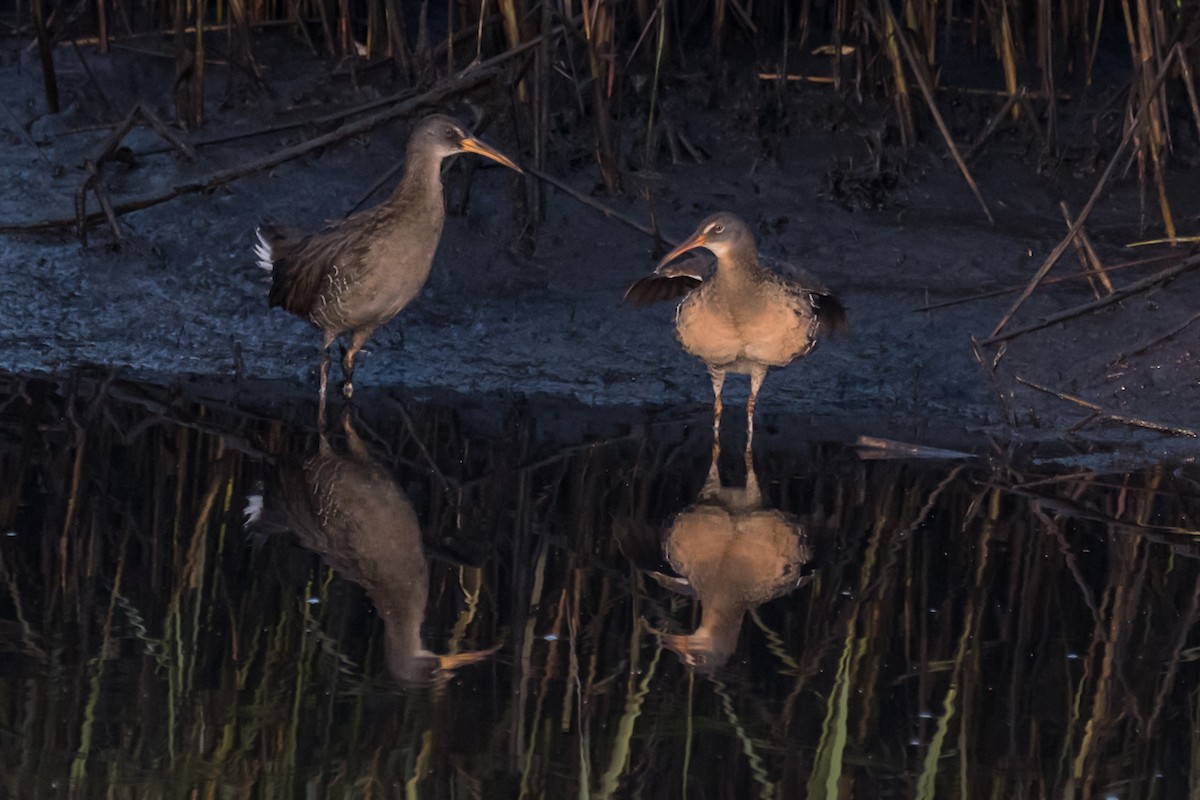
[255,114,521,421]
[625,212,846,456]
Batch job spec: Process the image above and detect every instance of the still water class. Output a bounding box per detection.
[2,371,1200,798]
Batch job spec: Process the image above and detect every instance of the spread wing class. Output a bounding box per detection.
[760,254,849,335]
[623,252,710,308]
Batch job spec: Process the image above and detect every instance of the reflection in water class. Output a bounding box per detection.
[648,449,811,671]
[245,412,497,685]
[5,372,1200,798]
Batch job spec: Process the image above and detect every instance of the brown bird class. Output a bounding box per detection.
[244,412,498,685]
[646,445,812,672]
[625,212,846,457]
[255,114,521,419]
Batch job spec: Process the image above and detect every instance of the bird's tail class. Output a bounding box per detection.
[243,492,264,526]
[254,226,276,273]
[813,292,849,335]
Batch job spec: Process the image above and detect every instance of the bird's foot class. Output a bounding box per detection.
[342,381,354,399]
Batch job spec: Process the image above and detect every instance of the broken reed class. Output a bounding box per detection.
[17,0,1198,232]
[4,373,1200,795]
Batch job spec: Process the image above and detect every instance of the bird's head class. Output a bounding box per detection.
[414,114,522,173]
[657,212,754,267]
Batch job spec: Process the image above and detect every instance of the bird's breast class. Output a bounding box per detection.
[675,284,815,369]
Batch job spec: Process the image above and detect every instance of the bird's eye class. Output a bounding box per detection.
[712,224,725,234]
[443,126,458,140]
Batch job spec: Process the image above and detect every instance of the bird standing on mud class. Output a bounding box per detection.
[625,212,846,457]
[255,114,521,421]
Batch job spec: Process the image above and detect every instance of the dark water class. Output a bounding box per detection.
[3,371,1200,799]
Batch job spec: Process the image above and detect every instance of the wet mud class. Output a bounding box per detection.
[2,37,1199,457]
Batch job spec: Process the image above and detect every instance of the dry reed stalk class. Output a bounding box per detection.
[96,0,109,52]
[337,0,350,53]
[1038,0,1057,148]
[1119,0,1174,240]
[1058,201,1113,297]
[580,0,620,192]
[1,67,502,233]
[873,2,994,223]
[194,0,207,125]
[1106,310,1200,366]
[988,45,1184,338]
[31,0,59,112]
[528,0,552,223]
[1015,376,1200,436]
[384,0,413,79]
[914,251,1179,312]
[497,0,525,98]
[880,0,915,148]
[984,241,1199,346]
[712,0,727,51]
[996,3,1020,120]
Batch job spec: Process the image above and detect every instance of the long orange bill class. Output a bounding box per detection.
[459,137,523,173]
[656,231,708,271]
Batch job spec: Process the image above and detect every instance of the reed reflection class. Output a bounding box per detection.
[646,446,813,672]
[245,411,496,685]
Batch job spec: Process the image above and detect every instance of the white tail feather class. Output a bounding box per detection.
[243,494,264,526]
[254,228,275,273]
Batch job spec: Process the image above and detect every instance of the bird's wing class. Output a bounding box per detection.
[260,210,382,316]
[623,252,711,308]
[760,253,849,335]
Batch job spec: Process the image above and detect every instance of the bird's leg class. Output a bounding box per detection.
[709,367,726,465]
[318,331,336,430]
[341,326,375,399]
[746,365,768,456]
[743,438,760,505]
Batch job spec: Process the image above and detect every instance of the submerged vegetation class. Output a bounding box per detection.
[3,371,1200,796]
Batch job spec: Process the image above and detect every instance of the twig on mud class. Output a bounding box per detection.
[1059,201,1112,296]
[1127,235,1200,247]
[1107,311,1200,367]
[75,161,124,245]
[987,44,1184,339]
[72,102,199,245]
[522,164,667,244]
[979,252,1200,345]
[130,90,419,157]
[854,436,973,460]
[1015,375,1199,437]
[962,90,1021,162]
[912,252,1180,312]
[971,336,1016,429]
[0,68,500,234]
[865,4,993,225]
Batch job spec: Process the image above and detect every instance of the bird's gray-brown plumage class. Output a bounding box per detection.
[244,413,496,685]
[647,446,812,672]
[625,212,846,456]
[255,114,521,420]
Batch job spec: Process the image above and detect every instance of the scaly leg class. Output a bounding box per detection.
[746,365,768,456]
[318,330,337,430]
[342,326,376,399]
[709,367,726,464]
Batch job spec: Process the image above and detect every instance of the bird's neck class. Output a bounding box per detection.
[713,250,762,289]
[391,148,447,209]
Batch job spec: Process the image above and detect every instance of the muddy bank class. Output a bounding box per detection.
[2,37,1199,453]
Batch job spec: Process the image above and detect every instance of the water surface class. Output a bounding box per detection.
[2,371,1199,798]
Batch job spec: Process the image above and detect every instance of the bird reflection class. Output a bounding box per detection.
[646,446,812,672]
[245,412,496,685]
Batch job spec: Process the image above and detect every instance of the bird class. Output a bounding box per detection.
[643,444,812,672]
[254,114,522,422]
[625,212,846,458]
[244,411,498,685]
